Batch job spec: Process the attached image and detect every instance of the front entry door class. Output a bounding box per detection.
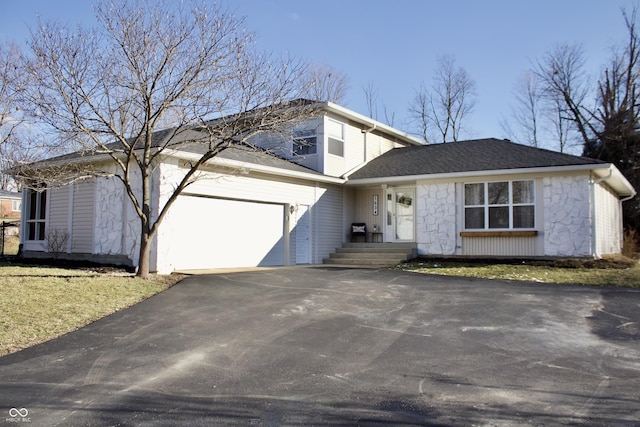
[386,188,415,242]
[295,204,311,264]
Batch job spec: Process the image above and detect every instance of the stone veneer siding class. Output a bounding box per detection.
[543,175,592,257]
[416,182,457,255]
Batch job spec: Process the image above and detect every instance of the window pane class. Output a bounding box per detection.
[489,206,509,228]
[29,191,37,219]
[38,191,47,220]
[465,183,484,205]
[38,222,46,240]
[28,223,36,240]
[513,180,534,204]
[327,119,343,139]
[293,136,317,155]
[513,206,535,228]
[465,207,484,228]
[328,137,344,156]
[488,182,508,205]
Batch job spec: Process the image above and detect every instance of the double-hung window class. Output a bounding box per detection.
[464,180,535,230]
[327,119,344,157]
[26,188,47,240]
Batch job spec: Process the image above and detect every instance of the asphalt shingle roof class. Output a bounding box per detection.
[0,190,21,199]
[348,138,606,180]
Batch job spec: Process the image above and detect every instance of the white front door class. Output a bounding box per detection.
[386,188,415,242]
[295,204,311,264]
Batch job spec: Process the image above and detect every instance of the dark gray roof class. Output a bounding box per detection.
[0,189,21,199]
[348,138,606,180]
[191,144,324,176]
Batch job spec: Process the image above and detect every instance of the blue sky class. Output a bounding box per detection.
[1,0,636,145]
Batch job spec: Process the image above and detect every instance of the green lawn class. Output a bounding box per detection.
[0,264,183,356]
[397,257,640,288]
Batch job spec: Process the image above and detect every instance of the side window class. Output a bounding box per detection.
[293,129,317,155]
[26,188,47,240]
[327,119,344,157]
[12,199,22,211]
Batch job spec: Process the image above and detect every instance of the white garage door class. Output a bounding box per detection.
[169,196,285,270]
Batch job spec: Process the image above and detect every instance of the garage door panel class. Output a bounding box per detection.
[169,196,285,270]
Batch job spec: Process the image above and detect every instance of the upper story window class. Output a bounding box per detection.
[327,119,344,157]
[26,188,47,241]
[464,180,535,230]
[293,129,317,155]
[12,199,21,211]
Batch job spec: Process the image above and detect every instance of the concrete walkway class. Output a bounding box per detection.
[1,266,639,425]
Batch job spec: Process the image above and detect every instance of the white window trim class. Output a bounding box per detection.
[326,118,344,158]
[25,189,48,241]
[464,180,535,230]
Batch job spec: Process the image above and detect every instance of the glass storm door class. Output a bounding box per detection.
[386,188,415,242]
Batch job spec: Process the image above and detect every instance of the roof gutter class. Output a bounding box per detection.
[346,163,636,196]
[168,149,346,185]
[324,102,423,146]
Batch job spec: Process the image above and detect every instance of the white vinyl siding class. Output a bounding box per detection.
[595,182,623,255]
[461,235,538,256]
[71,180,96,253]
[315,184,344,258]
[48,187,70,234]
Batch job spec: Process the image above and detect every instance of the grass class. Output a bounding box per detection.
[397,256,640,288]
[0,263,183,356]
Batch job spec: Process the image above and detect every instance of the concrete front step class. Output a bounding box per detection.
[335,247,415,254]
[342,242,416,249]
[329,251,413,259]
[322,242,417,266]
[322,257,407,266]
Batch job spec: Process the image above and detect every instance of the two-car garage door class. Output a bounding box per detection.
[167,195,286,271]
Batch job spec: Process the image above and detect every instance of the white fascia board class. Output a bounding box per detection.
[346,163,636,197]
[324,102,424,146]
[168,150,345,185]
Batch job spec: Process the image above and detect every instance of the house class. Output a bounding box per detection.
[0,189,21,220]
[18,102,636,272]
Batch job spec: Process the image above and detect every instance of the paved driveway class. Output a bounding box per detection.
[1,267,639,426]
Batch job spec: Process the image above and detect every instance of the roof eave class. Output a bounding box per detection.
[167,149,345,185]
[346,163,636,197]
[323,102,424,146]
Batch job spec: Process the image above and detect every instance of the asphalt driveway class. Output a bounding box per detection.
[1,267,639,426]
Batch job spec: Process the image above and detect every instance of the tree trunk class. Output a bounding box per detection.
[137,230,152,279]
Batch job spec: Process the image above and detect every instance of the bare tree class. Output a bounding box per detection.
[504,71,574,153]
[300,63,348,103]
[15,0,319,278]
[408,82,431,143]
[409,55,477,143]
[362,81,379,120]
[505,72,542,148]
[534,43,593,145]
[534,7,640,231]
[0,42,25,189]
